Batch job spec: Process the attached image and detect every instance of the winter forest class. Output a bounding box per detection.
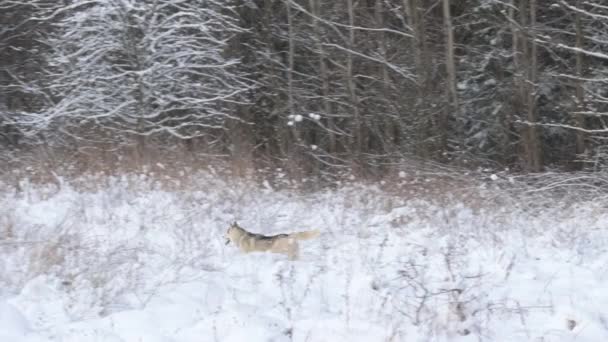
[3,1,608,341]
[1,0,607,175]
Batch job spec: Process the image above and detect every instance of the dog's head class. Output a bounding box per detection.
[225,221,241,245]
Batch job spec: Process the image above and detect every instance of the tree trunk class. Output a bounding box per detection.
[285,0,304,174]
[508,0,520,165]
[405,0,428,157]
[514,0,542,172]
[524,0,542,172]
[135,79,147,167]
[287,0,295,123]
[310,0,336,154]
[346,0,362,160]
[574,0,586,166]
[442,0,457,156]
[375,0,395,154]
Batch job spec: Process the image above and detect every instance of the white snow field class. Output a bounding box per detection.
[1,171,608,341]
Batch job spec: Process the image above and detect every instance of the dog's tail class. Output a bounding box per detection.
[290,229,320,240]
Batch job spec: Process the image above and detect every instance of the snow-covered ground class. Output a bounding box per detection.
[1,171,607,341]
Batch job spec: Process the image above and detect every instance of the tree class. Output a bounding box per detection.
[508,0,542,171]
[544,0,608,169]
[0,1,59,149]
[442,0,457,155]
[573,0,586,161]
[42,0,251,156]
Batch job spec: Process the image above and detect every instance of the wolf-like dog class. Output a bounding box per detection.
[225,222,320,260]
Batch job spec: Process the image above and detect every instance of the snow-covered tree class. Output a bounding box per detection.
[536,0,608,168]
[0,1,59,149]
[44,0,251,149]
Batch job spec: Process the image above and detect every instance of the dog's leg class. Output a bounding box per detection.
[287,240,299,260]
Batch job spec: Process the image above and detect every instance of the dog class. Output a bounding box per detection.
[225,222,320,260]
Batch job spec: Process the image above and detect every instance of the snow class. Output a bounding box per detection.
[288,114,304,124]
[1,173,608,341]
[0,301,30,339]
[308,113,321,121]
